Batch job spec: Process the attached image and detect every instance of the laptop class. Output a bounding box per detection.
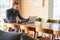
[27,16,37,24]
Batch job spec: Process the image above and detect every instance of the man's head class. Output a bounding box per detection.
[12,2,19,10]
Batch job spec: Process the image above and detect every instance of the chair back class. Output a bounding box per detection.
[53,30,60,36]
[36,27,53,34]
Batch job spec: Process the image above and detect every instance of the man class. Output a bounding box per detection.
[6,2,29,32]
[6,2,29,23]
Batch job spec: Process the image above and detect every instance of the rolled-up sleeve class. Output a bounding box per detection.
[6,10,17,23]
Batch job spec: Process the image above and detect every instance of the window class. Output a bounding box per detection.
[0,0,12,27]
[53,0,60,30]
[53,0,60,20]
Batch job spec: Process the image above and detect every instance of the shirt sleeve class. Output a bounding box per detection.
[6,10,17,23]
[18,11,27,20]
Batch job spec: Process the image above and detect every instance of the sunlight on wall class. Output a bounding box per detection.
[21,0,49,19]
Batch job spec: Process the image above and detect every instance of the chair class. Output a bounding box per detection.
[27,26,36,38]
[3,19,20,32]
[53,30,60,40]
[20,24,36,38]
[20,24,28,33]
[52,20,60,40]
[36,27,53,40]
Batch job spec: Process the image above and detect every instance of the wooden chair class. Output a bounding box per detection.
[20,24,28,33]
[36,27,53,40]
[20,24,36,38]
[27,26,36,38]
[3,23,20,32]
[51,20,60,40]
[53,30,60,40]
[3,19,20,32]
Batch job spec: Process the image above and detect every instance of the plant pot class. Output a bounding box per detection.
[46,23,52,29]
[35,21,42,28]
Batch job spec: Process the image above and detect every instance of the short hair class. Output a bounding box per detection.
[13,2,19,5]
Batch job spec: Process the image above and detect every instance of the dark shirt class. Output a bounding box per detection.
[6,8,27,23]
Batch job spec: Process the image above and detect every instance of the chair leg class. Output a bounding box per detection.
[19,29,21,32]
[56,35,58,38]
[35,32,38,39]
[52,35,55,40]
[34,31,36,38]
[52,35,54,40]
[21,29,25,33]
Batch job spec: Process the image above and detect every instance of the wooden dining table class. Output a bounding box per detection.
[19,23,53,38]
[4,23,60,40]
[19,23,58,40]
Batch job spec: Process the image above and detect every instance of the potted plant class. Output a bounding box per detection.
[46,19,52,29]
[47,19,52,23]
[36,17,42,22]
[35,17,42,27]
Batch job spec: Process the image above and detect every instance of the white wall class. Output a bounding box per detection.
[20,0,53,28]
[21,0,49,19]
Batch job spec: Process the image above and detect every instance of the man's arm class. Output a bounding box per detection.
[6,10,17,23]
[18,11,27,20]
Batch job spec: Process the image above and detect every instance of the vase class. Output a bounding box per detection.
[46,23,52,29]
[35,21,42,28]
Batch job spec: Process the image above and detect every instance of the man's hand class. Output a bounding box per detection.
[27,18,30,21]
